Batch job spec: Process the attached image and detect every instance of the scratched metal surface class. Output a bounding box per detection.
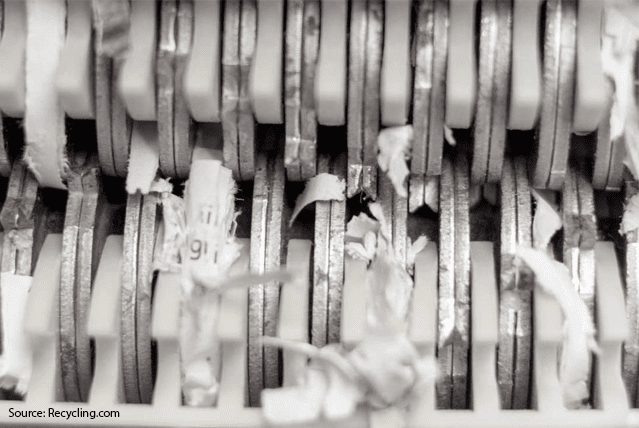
[121,192,142,403]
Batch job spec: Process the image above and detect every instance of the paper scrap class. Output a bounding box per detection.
[345,234,377,262]
[346,212,381,240]
[621,193,639,235]
[366,237,414,334]
[602,2,639,179]
[154,193,186,273]
[347,333,436,409]
[193,269,293,294]
[321,358,363,420]
[262,200,435,422]
[180,161,240,406]
[368,203,392,241]
[345,212,380,262]
[125,122,160,195]
[377,125,412,198]
[290,173,345,227]
[346,203,419,332]
[516,247,600,409]
[0,274,33,395]
[531,189,562,251]
[261,335,436,424]
[150,178,174,194]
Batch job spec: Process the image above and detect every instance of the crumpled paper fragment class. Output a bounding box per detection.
[150,178,174,194]
[262,367,329,424]
[179,162,241,406]
[290,173,345,227]
[366,236,413,334]
[347,333,433,409]
[531,189,562,251]
[346,212,381,239]
[346,203,421,332]
[150,160,301,407]
[345,231,377,262]
[621,193,639,235]
[182,353,219,407]
[261,335,437,424]
[377,125,412,198]
[322,358,364,420]
[368,203,392,240]
[180,283,224,406]
[602,2,639,179]
[516,247,600,409]
[262,202,434,423]
[345,212,381,262]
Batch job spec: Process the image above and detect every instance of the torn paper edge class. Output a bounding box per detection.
[516,247,600,409]
[179,161,241,407]
[602,2,639,179]
[260,200,435,422]
[261,333,437,424]
[290,173,345,227]
[621,191,639,235]
[377,125,412,198]
[24,0,68,190]
[531,189,563,252]
[346,205,426,331]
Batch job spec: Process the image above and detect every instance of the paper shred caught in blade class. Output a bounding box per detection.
[602,2,639,179]
[377,125,412,198]
[180,160,240,406]
[516,247,600,409]
[290,173,345,226]
[621,193,639,235]
[531,189,562,251]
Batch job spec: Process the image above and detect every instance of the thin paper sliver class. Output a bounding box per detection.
[290,173,345,227]
[531,189,562,251]
[377,125,412,198]
[516,247,600,409]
